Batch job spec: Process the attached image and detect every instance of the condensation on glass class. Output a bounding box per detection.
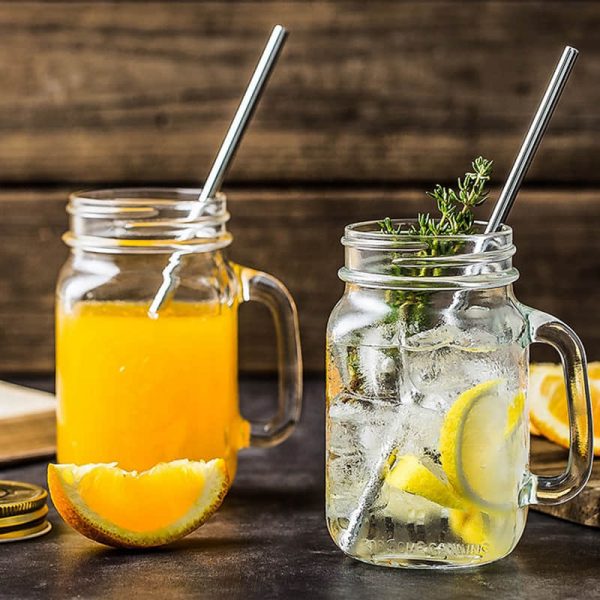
[325,220,593,569]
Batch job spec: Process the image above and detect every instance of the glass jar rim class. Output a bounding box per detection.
[339,219,519,290]
[342,219,513,249]
[69,186,226,210]
[65,187,232,254]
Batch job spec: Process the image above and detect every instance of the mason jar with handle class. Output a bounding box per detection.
[56,188,302,481]
[325,220,593,568]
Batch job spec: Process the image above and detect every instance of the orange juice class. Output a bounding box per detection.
[56,301,249,479]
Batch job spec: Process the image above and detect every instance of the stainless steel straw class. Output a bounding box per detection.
[486,46,578,233]
[149,25,288,316]
[339,45,580,555]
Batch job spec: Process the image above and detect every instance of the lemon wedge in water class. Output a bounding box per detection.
[387,455,464,510]
[440,380,523,511]
[449,509,487,546]
[386,454,490,546]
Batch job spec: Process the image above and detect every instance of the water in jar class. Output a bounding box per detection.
[326,318,530,568]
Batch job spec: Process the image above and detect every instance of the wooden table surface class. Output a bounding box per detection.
[1,377,599,600]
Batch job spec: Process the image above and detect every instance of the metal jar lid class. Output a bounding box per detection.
[0,481,48,517]
[0,481,51,542]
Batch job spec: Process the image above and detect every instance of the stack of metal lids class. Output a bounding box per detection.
[0,480,51,542]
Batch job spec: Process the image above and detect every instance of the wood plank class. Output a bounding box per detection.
[0,186,599,373]
[531,436,599,527]
[0,2,598,184]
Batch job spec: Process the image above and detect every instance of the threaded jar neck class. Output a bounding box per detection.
[64,188,232,254]
[339,220,518,290]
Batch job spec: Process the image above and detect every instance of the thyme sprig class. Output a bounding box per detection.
[345,157,494,392]
[377,157,493,237]
[410,156,493,237]
[376,156,494,331]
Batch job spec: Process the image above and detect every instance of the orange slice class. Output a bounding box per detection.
[529,362,600,456]
[48,459,229,548]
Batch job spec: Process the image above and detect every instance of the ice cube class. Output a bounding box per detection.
[405,345,467,408]
[348,327,402,399]
[403,323,460,351]
[389,403,444,458]
[404,324,509,410]
[357,346,401,399]
[328,395,364,455]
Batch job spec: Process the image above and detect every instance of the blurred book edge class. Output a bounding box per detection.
[0,381,55,465]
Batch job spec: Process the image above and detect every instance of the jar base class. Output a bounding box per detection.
[345,550,508,570]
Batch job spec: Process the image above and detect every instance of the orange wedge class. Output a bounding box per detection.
[48,459,229,548]
[529,362,600,456]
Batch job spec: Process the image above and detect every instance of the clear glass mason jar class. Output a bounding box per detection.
[326,220,593,569]
[56,188,302,481]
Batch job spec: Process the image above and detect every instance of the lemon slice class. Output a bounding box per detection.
[386,455,465,510]
[385,455,490,546]
[449,509,487,546]
[529,362,600,456]
[506,392,525,437]
[440,380,522,511]
[48,459,229,548]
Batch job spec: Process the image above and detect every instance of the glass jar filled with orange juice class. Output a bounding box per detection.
[56,188,302,480]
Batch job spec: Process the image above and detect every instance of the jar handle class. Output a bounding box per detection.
[523,306,593,505]
[237,266,303,447]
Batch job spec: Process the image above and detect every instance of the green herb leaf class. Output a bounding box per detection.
[378,157,493,238]
[378,217,402,235]
[375,156,494,330]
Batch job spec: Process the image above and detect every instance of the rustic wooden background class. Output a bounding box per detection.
[0,1,599,373]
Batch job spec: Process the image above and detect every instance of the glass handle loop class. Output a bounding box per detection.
[238,266,303,447]
[524,307,593,505]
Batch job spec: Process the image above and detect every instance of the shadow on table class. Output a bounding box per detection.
[321,553,526,599]
[47,534,264,598]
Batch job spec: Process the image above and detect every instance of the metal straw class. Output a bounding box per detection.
[149,25,288,316]
[339,45,580,555]
[486,46,578,233]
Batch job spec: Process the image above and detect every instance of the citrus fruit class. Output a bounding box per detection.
[440,380,523,511]
[48,459,229,548]
[385,455,490,546]
[386,455,464,510]
[506,391,525,437]
[449,509,487,546]
[529,362,600,456]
